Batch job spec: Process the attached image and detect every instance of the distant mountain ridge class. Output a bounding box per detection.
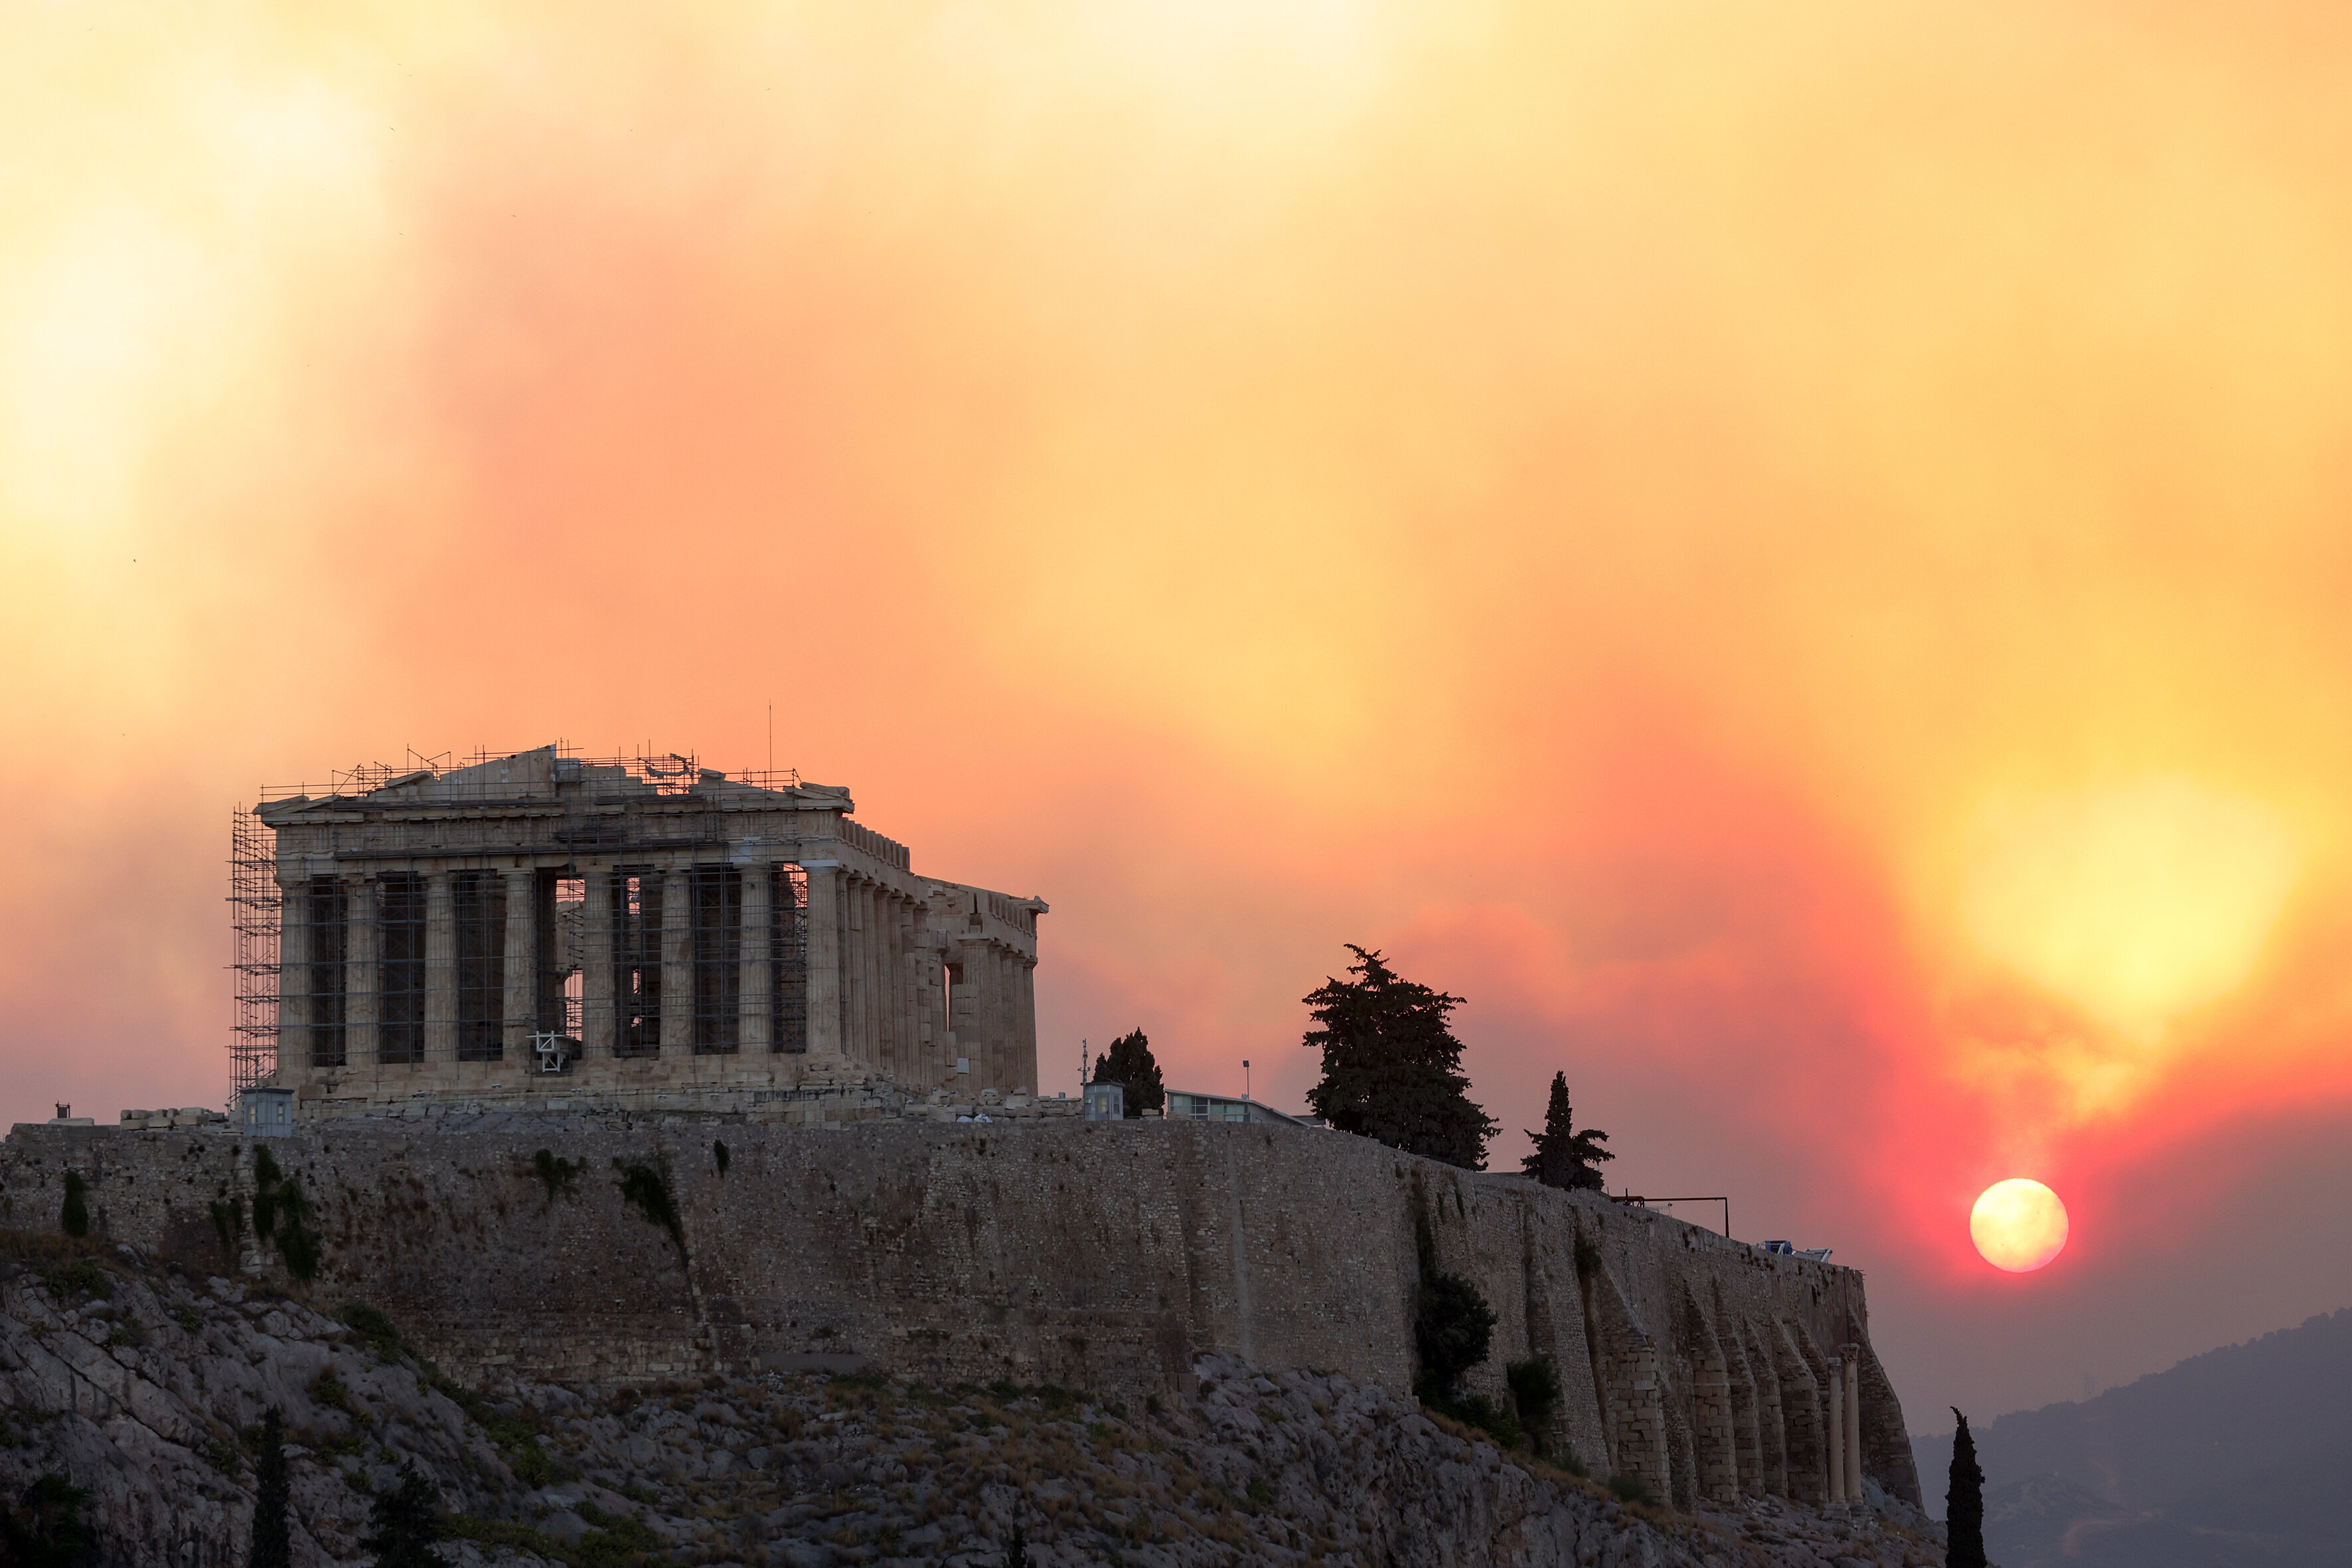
[1911,1307,2352,1567]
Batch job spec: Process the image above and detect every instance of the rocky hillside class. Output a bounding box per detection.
[0,1234,1941,1567]
[1911,1308,2352,1566]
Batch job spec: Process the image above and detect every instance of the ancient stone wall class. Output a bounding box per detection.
[0,1115,1921,1508]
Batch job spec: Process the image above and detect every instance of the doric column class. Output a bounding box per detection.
[1825,1360,1845,1506]
[870,884,884,1067]
[503,870,536,1060]
[1016,958,1038,1093]
[582,868,615,1056]
[1843,1343,1864,1502]
[739,864,773,1050]
[343,872,377,1069]
[887,893,910,1079]
[802,862,844,1060]
[276,875,309,1077]
[842,880,866,1068]
[424,870,457,1063]
[661,867,692,1055]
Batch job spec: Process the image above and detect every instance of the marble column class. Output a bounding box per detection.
[862,882,884,1066]
[1018,959,1038,1093]
[1843,1344,1865,1503]
[582,868,615,1057]
[842,881,867,1069]
[343,872,377,1069]
[803,863,844,1061]
[661,868,692,1055]
[740,865,773,1050]
[1825,1361,1846,1506]
[276,876,309,1076]
[503,870,536,1061]
[424,870,457,1063]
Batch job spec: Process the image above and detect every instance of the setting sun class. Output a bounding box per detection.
[1970,1178,2070,1273]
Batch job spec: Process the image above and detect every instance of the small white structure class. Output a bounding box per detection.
[1083,1082,1124,1121]
[1164,1089,1315,1128]
[240,1085,295,1137]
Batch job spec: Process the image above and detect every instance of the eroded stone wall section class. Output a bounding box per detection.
[0,1117,1921,1511]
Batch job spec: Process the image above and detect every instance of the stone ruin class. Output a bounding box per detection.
[236,745,1046,1122]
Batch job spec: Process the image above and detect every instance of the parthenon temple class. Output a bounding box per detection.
[239,747,1046,1121]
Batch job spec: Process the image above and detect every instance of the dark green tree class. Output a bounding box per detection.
[1003,1521,1030,1568]
[1302,947,1496,1168]
[1091,1029,1165,1117]
[1946,1407,1986,1568]
[1520,1073,1612,1190]
[59,1173,87,1239]
[0,1474,96,1568]
[247,1409,289,1568]
[361,1461,447,1568]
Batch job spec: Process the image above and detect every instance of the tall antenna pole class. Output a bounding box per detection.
[767,700,773,777]
[1244,1059,1251,1103]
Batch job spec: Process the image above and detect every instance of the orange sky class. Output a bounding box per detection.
[5,1,2351,1421]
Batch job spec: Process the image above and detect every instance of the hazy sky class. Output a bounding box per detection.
[5,1,2351,1427]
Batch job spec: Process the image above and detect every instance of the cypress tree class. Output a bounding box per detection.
[1520,1073,1613,1190]
[247,1409,289,1568]
[1093,1029,1165,1117]
[1946,1407,1986,1568]
[362,1461,446,1568]
[1302,947,1497,1169]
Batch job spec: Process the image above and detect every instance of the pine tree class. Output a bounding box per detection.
[1303,947,1497,1169]
[247,1408,289,1568]
[1093,1029,1165,1117]
[361,1461,446,1568]
[1520,1072,1613,1190]
[1946,1407,1986,1568]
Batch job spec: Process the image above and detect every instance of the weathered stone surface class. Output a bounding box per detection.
[0,1116,1922,1513]
[0,1252,1942,1568]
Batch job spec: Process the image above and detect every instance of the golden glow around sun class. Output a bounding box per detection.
[1970,1178,2069,1272]
[1964,779,2298,1040]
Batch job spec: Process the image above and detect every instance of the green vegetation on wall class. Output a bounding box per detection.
[58,1174,87,1240]
[613,1158,684,1255]
[252,1147,323,1281]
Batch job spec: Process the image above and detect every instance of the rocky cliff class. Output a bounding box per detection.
[0,1237,1942,1567]
[0,1114,1921,1517]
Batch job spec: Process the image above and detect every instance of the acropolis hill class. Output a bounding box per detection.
[0,742,1926,1539]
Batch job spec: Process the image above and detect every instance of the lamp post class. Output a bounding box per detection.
[1243,1059,1251,1103]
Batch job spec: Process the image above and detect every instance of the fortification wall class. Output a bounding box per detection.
[0,1115,1921,1510]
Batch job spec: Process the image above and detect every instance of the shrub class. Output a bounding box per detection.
[1506,1356,1561,1447]
[339,1303,403,1357]
[1607,1472,1656,1507]
[711,1140,730,1176]
[106,1315,147,1349]
[1413,1270,1496,1402]
[309,1371,353,1412]
[612,1160,684,1254]
[0,1472,96,1568]
[58,1174,87,1241]
[250,1148,323,1281]
[532,1150,582,1203]
[208,1198,244,1255]
[38,1261,111,1305]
